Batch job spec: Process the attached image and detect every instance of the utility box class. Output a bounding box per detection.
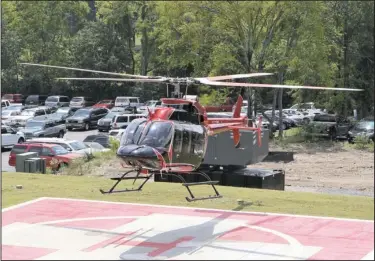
[39,158,47,174]
[24,158,39,173]
[15,152,38,172]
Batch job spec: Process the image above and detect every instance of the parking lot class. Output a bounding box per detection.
[1,129,100,172]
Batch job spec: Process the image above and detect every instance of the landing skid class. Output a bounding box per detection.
[99,169,222,202]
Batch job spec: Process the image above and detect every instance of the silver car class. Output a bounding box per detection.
[45,96,70,108]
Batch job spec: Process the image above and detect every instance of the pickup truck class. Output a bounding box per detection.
[308,114,352,140]
[1,99,11,108]
[19,119,67,140]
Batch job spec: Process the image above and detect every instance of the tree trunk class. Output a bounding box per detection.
[342,0,349,117]
[278,73,284,139]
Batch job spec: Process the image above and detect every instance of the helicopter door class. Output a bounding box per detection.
[171,124,183,162]
[181,125,192,155]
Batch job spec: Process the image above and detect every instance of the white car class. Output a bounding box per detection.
[1,125,25,149]
[10,107,48,127]
[83,142,111,153]
[27,137,92,155]
[2,110,20,121]
[109,129,126,141]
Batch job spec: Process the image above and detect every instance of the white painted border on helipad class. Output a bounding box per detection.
[1,197,46,212]
[3,197,374,223]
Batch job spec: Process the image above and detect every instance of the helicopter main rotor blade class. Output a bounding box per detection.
[55,77,168,83]
[196,72,274,82]
[199,79,363,92]
[19,62,159,79]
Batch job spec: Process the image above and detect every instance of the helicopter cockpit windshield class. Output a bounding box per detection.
[138,121,173,148]
[120,118,147,146]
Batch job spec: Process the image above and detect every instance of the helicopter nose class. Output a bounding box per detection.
[117,145,157,158]
[117,145,165,170]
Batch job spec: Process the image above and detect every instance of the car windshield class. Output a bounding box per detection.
[104,112,117,119]
[71,97,83,102]
[145,101,157,106]
[20,110,35,116]
[73,109,90,117]
[69,141,87,150]
[51,145,69,155]
[56,107,70,114]
[25,121,45,129]
[46,97,58,102]
[138,121,173,148]
[354,121,374,131]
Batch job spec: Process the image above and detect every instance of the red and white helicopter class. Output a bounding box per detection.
[20,63,362,201]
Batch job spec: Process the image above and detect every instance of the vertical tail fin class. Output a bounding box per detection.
[233,95,243,118]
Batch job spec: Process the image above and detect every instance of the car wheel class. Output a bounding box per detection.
[58,131,64,138]
[303,118,310,125]
[67,127,72,131]
[18,137,25,144]
[281,123,286,130]
[84,123,89,131]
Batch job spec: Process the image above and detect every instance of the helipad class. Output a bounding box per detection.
[2,197,374,260]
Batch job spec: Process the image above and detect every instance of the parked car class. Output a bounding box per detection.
[3,104,25,113]
[8,143,83,170]
[83,134,111,148]
[20,119,66,139]
[283,109,305,126]
[45,95,70,108]
[108,128,126,141]
[84,142,111,153]
[65,107,108,131]
[27,138,93,155]
[114,96,141,107]
[2,94,24,104]
[69,96,95,108]
[9,107,49,128]
[49,107,77,124]
[97,111,122,132]
[348,117,374,143]
[1,125,25,149]
[2,110,20,121]
[24,95,48,107]
[1,99,11,108]
[111,113,146,129]
[93,100,115,110]
[309,114,352,140]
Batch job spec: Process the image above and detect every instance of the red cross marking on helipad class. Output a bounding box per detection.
[2,197,374,260]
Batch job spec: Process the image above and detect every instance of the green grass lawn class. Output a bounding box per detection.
[2,172,373,220]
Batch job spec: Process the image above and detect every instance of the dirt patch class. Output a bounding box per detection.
[253,142,374,197]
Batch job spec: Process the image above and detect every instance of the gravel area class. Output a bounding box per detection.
[252,143,374,197]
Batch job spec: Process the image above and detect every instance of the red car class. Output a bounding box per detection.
[93,100,115,109]
[2,94,24,104]
[9,143,84,170]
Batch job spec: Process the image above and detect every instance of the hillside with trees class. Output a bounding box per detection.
[1,1,374,118]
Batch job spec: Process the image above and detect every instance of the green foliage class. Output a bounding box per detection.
[1,1,373,114]
[109,136,120,153]
[199,89,230,106]
[348,136,375,152]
